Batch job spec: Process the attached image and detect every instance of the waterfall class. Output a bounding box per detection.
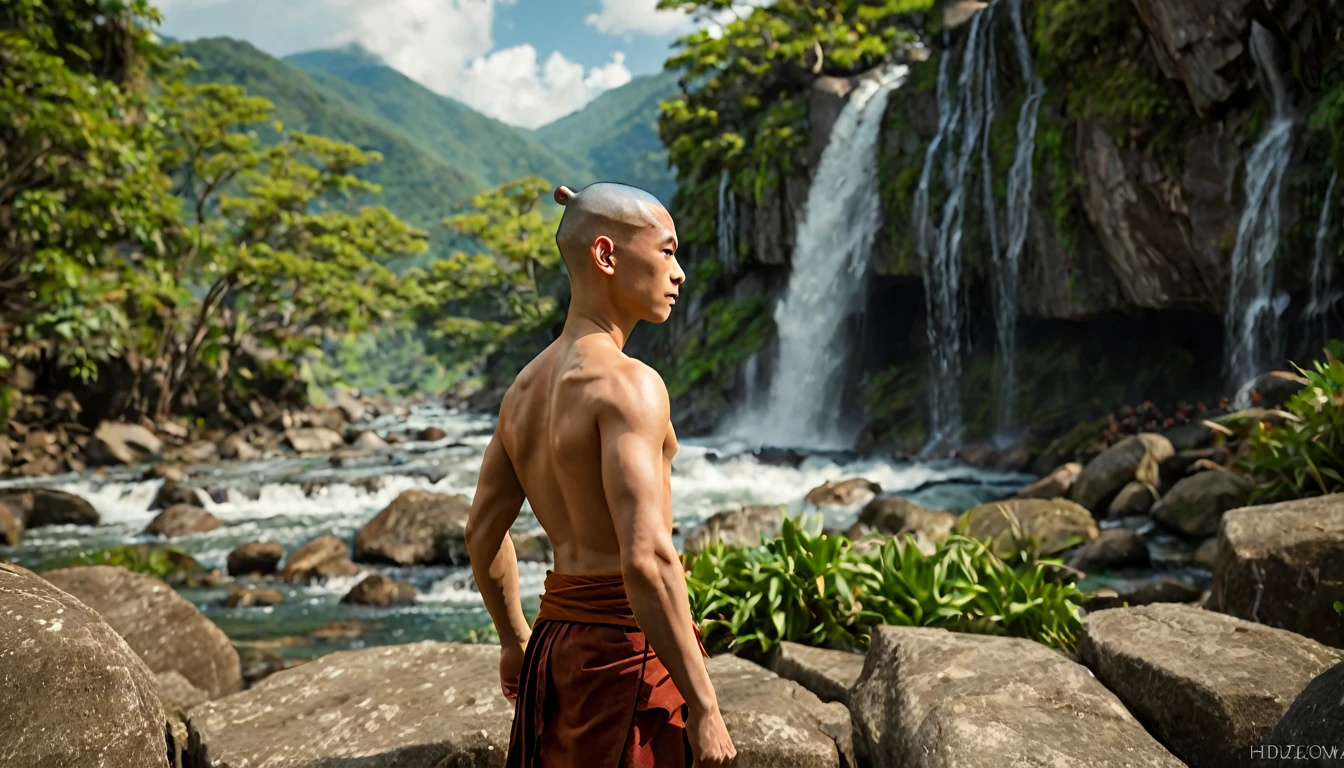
[995,0,1044,430]
[1224,22,1294,387]
[916,9,995,454]
[1306,172,1340,340]
[734,64,910,449]
[717,169,738,272]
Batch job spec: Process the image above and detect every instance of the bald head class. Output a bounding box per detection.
[553,182,676,274]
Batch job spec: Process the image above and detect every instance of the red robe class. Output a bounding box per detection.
[505,571,709,768]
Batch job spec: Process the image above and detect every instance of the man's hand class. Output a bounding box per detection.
[499,639,526,702]
[688,707,736,767]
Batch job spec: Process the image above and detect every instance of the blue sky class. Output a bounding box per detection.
[155,0,701,127]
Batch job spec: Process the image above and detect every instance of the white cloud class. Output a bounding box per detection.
[584,0,694,36]
[337,0,498,98]
[457,46,632,128]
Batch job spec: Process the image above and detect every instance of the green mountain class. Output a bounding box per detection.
[179,38,482,230]
[533,71,681,204]
[286,44,579,189]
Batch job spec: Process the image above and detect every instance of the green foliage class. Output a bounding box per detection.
[1336,601,1344,615]
[1237,341,1344,502]
[684,516,1085,656]
[665,296,774,398]
[60,544,204,583]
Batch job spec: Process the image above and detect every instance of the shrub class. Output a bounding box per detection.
[683,515,1085,656]
[1237,341,1344,502]
[40,544,205,583]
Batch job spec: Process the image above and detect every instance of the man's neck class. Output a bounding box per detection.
[561,297,637,350]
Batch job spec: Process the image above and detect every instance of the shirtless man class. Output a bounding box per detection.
[464,182,736,767]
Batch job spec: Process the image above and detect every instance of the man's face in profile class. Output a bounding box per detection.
[611,203,684,324]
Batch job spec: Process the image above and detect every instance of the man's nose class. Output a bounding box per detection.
[671,260,685,286]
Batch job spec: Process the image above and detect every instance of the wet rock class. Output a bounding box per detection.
[1212,494,1344,648]
[219,432,261,461]
[283,426,345,453]
[44,565,242,699]
[850,625,1183,767]
[150,479,205,511]
[86,420,163,466]
[1132,0,1248,116]
[155,670,209,719]
[809,76,853,170]
[0,498,23,546]
[1152,470,1256,538]
[1115,575,1204,606]
[1258,662,1344,762]
[1072,433,1174,513]
[418,426,447,442]
[1015,462,1082,499]
[1239,370,1309,409]
[340,573,417,606]
[1161,446,1226,482]
[186,643,509,766]
[226,541,285,577]
[1162,421,1216,451]
[281,534,360,583]
[709,654,855,768]
[146,504,221,538]
[238,649,305,688]
[353,488,472,566]
[352,430,387,450]
[1079,603,1342,768]
[511,529,553,563]
[768,641,865,707]
[147,461,188,484]
[1191,536,1219,569]
[858,496,956,542]
[957,497,1099,557]
[1106,481,1158,517]
[0,563,169,768]
[222,585,285,608]
[333,390,368,424]
[805,477,881,507]
[0,487,99,528]
[1067,527,1150,572]
[684,504,785,553]
[753,446,805,467]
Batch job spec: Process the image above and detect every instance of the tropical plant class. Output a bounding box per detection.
[683,515,1085,656]
[1236,341,1344,502]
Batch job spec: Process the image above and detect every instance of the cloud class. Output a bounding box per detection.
[584,0,694,36]
[457,46,632,128]
[337,0,499,98]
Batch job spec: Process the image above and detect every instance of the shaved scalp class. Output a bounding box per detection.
[553,182,674,273]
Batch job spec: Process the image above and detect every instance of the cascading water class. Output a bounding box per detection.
[1224,22,1294,387]
[915,9,995,454]
[717,169,738,272]
[732,64,909,448]
[1306,172,1340,341]
[995,0,1044,430]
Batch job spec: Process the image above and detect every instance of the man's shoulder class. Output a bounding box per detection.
[595,356,669,424]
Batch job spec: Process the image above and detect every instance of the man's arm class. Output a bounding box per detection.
[599,364,719,720]
[465,426,531,652]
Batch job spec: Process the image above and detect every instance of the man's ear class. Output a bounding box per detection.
[592,236,616,275]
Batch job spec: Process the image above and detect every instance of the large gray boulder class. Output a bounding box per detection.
[768,641,865,707]
[1151,470,1255,538]
[354,489,472,566]
[186,642,510,767]
[1211,494,1344,648]
[850,625,1183,767]
[0,563,169,768]
[709,654,854,768]
[684,504,785,553]
[1079,603,1341,767]
[1071,433,1174,513]
[86,421,163,466]
[956,497,1099,557]
[44,565,242,699]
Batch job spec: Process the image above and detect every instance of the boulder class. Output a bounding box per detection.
[0,563,169,768]
[145,504,222,538]
[86,420,163,466]
[185,642,511,766]
[850,625,1183,767]
[1211,494,1344,647]
[281,534,360,583]
[768,641,865,707]
[352,430,387,450]
[1067,527,1150,572]
[341,573,418,606]
[805,477,881,507]
[226,541,285,577]
[222,586,284,608]
[1238,370,1308,409]
[1015,462,1082,500]
[418,426,448,442]
[219,432,261,461]
[957,497,1099,557]
[0,498,22,546]
[1079,604,1342,767]
[858,497,956,541]
[1257,662,1344,762]
[1072,433,1174,513]
[147,461,188,483]
[1152,470,1255,538]
[333,390,368,423]
[150,478,205,510]
[1110,576,1204,607]
[44,565,242,698]
[1162,421,1216,451]
[511,529,553,563]
[177,440,218,463]
[709,654,855,768]
[353,489,472,566]
[284,426,345,453]
[0,487,100,528]
[1191,536,1219,568]
[155,670,210,719]
[1106,481,1158,517]
[683,504,785,553]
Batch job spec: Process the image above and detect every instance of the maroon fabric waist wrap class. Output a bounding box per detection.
[506,571,709,768]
